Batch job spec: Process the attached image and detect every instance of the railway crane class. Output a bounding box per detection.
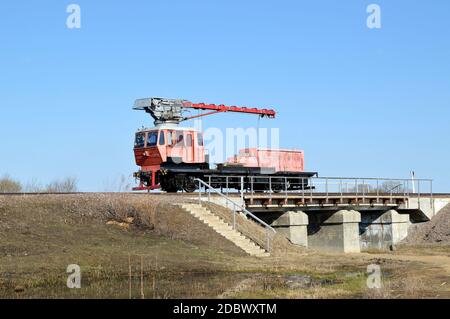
[132,97,316,192]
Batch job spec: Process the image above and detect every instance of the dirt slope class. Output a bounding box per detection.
[0,194,245,257]
[404,203,450,244]
[0,194,259,298]
[1,194,448,299]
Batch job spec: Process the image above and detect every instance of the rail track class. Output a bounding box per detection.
[1,192,449,197]
[0,192,184,196]
[0,192,239,197]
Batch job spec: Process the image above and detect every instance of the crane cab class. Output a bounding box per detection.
[133,126,207,191]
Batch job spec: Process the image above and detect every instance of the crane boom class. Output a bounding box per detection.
[133,97,276,126]
[183,101,276,118]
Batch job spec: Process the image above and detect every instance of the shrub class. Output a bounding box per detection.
[24,178,44,193]
[0,175,22,193]
[45,177,78,193]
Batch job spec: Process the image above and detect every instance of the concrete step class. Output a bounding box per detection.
[178,203,269,257]
[198,215,224,222]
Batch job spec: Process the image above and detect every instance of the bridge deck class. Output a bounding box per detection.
[244,192,411,210]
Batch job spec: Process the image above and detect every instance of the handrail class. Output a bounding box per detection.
[205,174,433,182]
[203,175,433,198]
[200,174,434,216]
[194,178,276,233]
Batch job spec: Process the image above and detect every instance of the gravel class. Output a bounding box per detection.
[404,203,450,244]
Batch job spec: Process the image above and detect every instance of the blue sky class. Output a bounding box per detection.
[1,0,449,191]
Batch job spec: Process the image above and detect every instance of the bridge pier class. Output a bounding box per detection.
[271,211,309,247]
[359,209,409,251]
[307,210,362,253]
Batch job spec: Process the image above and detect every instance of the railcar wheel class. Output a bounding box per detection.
[183,184,196,193]
[162,184,179,193]
[183,177,197,193]
[160,176,180,193]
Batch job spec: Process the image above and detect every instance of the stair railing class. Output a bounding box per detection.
[194,178,276,253]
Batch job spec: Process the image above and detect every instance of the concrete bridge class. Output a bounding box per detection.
[196,176,450,253]
[243,193,450,253]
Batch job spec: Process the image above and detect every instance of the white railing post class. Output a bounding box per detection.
[362,179,365,203]
[376,179,380,204]
[285,177,288,198]
[226,176,229,197]
[430,180,434,217]
[302,178,305,203]
[269,176,272,193]
[198,179,202,205]
[208,176,211,202]
[233,204,236,230]
[403,180,406,196]
[240,176,244,205]
[418,180,421,210]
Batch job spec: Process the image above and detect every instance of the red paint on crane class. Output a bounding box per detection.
[183,101,276,118]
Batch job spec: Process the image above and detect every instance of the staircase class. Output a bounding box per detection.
[179,203,270,257]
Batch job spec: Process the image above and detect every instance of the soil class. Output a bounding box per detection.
[404,204,450,244]
[0,194,449,299]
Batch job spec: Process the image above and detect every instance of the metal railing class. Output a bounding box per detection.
[203,175,434,209]
[194,178,276,253]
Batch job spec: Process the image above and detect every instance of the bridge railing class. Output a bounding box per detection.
[203,175,434,208]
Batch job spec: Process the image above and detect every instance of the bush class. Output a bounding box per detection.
[102,175,132,192]
[0,175,22,193]
[24,178,44,193]
[45,177,78,193]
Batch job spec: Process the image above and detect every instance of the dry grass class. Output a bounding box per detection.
[222,273,366,299]
[363,276,429,299]
[0,194,448,299]
[0,194,248,298]
[44,177,78,193]
[0,175,22,193]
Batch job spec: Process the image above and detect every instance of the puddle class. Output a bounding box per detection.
[2,271,349,298]
[1,272,252,299]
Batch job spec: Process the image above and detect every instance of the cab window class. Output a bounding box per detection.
[197,132,204,146]
[186,133,193,147]
[135,133,145,148]
[175,131,184,146]
[146,131,158,147]
[159,131,165,145]
[168,131,176,145]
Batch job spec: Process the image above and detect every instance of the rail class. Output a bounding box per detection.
[194,178,276,253]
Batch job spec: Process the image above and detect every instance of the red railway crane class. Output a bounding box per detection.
[132,97,314,192]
